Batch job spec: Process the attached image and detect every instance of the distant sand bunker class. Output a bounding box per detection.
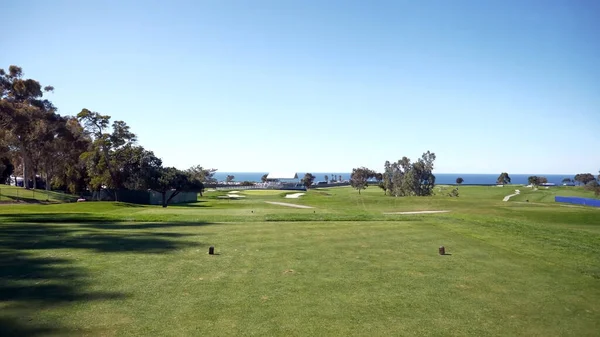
[384,210,450,215]
[217,193,246,199]
[265,201,314,209]
[285,193,305,199]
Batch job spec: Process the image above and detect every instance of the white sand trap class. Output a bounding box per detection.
[265,201,314,209]
[228,190,239,193]
[217,194,246,199]
[285,193,305,199]
[384,210,450,215]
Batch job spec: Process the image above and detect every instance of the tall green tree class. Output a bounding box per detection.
[77,109,136,199]
[147,167,204,207]
[324,175,329,183]
[497,172,511,185]
[574,173,596,186]
[117,146,163,191]
[0,65,56,189]
[28,113,82,190]
[381,152,436,197]
[50,118,91,194]
[302,173,315,189]
[0,132,13,184]
[226,175,235,183]
[528,176,540,187]
[261,173,268,183]
[0,157,14,184]
[456,177,464,185]
[383,158,409,197]
[562,178,573,185]
[382,161,393,195]
[350,167,375,194]
[374,172,385,194]
[187,165,217,184]
[410,151,436,196]
[584,180,600,196]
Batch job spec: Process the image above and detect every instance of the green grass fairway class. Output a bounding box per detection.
[511,185,599,203]
[1,185,599,336]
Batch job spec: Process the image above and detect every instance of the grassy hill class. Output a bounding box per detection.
[0,185,78,203]
[1,185,599,336]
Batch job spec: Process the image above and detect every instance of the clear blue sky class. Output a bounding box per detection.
[2,0,599,174]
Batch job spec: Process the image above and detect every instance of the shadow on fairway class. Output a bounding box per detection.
[0,213,116,223]
[0,317,61,337]
[0,218,215,336]
[82,221,213,230]
[169,200,210,207]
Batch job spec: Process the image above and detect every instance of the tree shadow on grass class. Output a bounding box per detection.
[0,213,116,224]
[0,221,211,253]
[0,250,126,303]
[169,200,210,208]
[0,317,61,337]
[82,221,214,230]
[0,249,127,336]
[0,218,215,336]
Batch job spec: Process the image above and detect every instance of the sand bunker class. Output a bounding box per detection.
[217,194,246,199]
[383,210,450,215]
[265,201,314,209]
[285,193,305,199]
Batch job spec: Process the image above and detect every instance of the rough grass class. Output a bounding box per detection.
[1,185,599,336]
[0,185,78,203]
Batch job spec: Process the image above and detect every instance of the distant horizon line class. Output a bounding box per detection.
[213,171,584,176]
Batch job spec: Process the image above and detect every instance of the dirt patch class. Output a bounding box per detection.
[283,269,295,274]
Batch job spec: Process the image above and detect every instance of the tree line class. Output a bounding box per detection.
[349,151,437,196]
[570,172,600,195]
[0,65,216,207]
[348,153,599,197]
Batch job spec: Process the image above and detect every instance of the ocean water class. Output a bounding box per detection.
[212,172,576,185]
